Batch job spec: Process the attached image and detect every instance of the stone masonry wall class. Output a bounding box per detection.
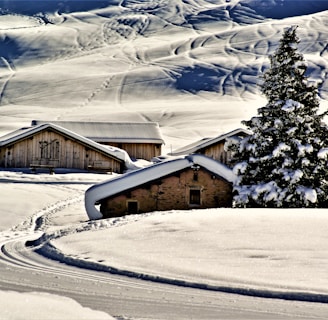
[100,167,232,218]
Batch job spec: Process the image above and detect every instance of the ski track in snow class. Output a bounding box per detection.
[0,195,204,300]
[2,187,328,304]
[1,185,84,242]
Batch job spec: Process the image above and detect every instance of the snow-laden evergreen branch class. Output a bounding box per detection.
[230,26,328,208]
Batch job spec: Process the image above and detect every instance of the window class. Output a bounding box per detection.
[127,201,138,215]
[39,140,59,160]
[189,189,201,205]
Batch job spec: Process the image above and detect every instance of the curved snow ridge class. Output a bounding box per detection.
[11,193,84,233]
[36,241,328,304]
[29,215,127,247]
[85,154,236,220]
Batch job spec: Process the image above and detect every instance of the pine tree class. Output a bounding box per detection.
[231,26,328,208]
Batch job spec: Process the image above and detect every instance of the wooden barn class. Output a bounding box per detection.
[0,123,126,173]
[31,120,164,161]
[85,154,236,220]
[169,128,250,167]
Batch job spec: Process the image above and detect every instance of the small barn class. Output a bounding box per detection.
[31,120,164,161]
[85,154,236,220]
[169,128,250,167]
[0,123,126,173]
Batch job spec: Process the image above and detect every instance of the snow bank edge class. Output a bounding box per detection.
[35,241,328,304]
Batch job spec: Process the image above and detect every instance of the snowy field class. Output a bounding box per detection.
[0,170,116,319]
[1,0,328,318]
[50,206,328,297]
[1,170,328,319]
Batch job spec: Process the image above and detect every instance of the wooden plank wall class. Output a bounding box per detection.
[202,142,231,166]
[0,130,122,172]
[109,142,161,161]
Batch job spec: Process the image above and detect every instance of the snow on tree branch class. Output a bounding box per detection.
[229,26,328,208]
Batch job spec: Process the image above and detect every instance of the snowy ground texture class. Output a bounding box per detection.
[1,0,328,318]
[0,170,117,319]
[46,206,328,301]
[1,0,328,151]
[1,171,328,309]
[0,290,114,320]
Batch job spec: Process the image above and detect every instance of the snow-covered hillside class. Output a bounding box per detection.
[1,0,328,152]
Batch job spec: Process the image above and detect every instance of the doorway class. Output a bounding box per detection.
[189,189,201,205]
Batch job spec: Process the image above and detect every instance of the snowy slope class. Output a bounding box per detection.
[50,208,328,299]
[1,170,328,319]
[0,0,328,153]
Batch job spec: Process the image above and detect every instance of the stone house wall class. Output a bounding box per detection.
[100,167,233,218]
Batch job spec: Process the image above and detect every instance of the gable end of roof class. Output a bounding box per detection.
[85,154,236,219]
[170,128,251,156]
[0,123,125,163]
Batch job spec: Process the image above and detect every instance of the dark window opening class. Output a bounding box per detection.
[190,189,201,205]
[127,201,138,215]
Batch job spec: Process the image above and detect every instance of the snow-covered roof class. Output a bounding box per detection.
[31,120,164,144]
[85,154,236,220]
[170,128,251,156]
[0,123,132,165]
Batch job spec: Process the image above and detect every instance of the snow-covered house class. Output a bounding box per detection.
[85,154,236,220]
[31,120,164,161]
[169,128,250,167]
[0,123,130,173]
